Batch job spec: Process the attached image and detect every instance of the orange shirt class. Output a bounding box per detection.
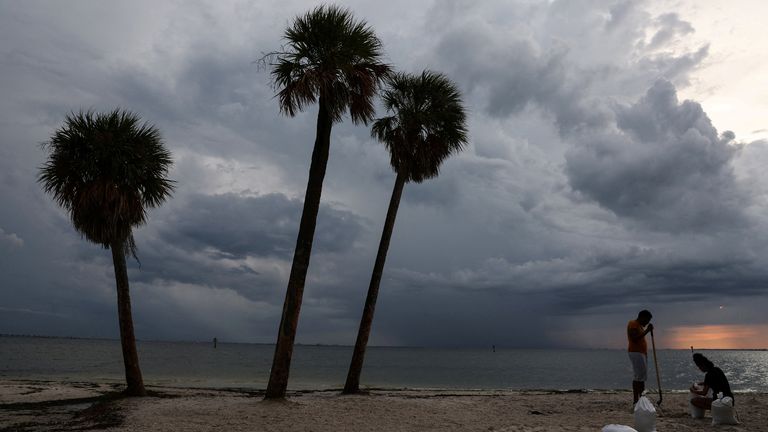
[627,320,647,354]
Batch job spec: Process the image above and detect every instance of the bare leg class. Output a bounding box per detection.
[632,381,645,404]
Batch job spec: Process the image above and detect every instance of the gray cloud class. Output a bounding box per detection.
[2,0,768,348]
[158,192,367,260]
[423,0,709,137]
[605,0,639,32]
[648,13,695,49]
[387,242,768,340]
[432,24,611,134]
[566,80,745,232]
[0,228,24,248]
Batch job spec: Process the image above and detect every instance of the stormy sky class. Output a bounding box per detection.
[1,0,767,349]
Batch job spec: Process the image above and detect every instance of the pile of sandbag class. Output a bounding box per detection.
[603,396,656,432]
[633,396,657,432]
[711,393,738,425]
[604,392,739,430]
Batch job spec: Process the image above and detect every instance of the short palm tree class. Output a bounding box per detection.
[39,109,174,396]
[265,5,390,400]
[343,71,468,394]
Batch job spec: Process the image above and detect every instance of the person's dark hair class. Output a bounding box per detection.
[693,353,714,370]
[638,310,652,320]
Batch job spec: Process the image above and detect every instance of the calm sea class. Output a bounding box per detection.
[1,336,766,392]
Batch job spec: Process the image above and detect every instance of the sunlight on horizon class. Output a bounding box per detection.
[665,324,768,349]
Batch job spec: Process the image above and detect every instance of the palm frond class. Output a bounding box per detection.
[269,5,391,124]
[372,70,468,183]
[39,109,175,257]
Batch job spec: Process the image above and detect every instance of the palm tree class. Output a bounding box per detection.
[39,109,174,397]
[343,71,468,394]
[265,5,390,400]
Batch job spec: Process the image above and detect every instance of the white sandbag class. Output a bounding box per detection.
[633,396,657,432]
[712,394,738,425]
[602,425,638,432]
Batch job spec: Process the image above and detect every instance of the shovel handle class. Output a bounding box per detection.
[650,329,663,405]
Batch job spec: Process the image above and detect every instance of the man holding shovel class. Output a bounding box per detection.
[627,310,654,404]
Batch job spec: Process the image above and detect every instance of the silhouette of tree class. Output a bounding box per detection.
[344,71,468,394]
[39,109,174,396]
[265,5,390,400]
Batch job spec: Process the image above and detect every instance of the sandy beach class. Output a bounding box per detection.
[1,380,765,431]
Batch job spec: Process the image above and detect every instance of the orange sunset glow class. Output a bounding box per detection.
[664,325,768,349]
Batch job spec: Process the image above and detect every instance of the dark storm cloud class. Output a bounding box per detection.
[565,80,745,232]
[433,28,610,134]
[389,243,768,325]
[2,0,768,348]
[157,192,367,259]
[421,4,713,160]
[125,238,269,297]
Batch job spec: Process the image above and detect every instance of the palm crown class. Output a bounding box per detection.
[372,71,468,183]
[271,5,391,124]
[39,109,174,256]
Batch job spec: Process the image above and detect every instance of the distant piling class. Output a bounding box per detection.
[214,337,218,349]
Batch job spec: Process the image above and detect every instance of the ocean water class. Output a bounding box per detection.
[1,336,767,392]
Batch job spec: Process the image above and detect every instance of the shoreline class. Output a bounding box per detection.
[2,379,766,431]
[4,377,757,395]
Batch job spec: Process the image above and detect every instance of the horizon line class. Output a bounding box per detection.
[2,333,766,351]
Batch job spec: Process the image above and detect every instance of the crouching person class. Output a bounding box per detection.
[690,352,739,425]
[689,353,734,411]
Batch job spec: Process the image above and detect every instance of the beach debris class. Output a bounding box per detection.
[527,410,544,415]
[602,425,638,432]
[633,396,657,432]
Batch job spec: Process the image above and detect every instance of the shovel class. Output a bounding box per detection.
[650,329,662,406]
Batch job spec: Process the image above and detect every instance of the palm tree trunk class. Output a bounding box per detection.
[265,98,333,400]
[110,239,146,397]
[343,171,407,394]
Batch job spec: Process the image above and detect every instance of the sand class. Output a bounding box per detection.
[1,380,765,431]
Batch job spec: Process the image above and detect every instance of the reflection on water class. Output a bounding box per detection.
[1,336,766,391]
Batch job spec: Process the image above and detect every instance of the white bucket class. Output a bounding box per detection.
[688,384,706,419]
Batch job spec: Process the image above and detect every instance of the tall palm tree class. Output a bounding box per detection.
[39,109,174,397]
[265,5,390,400]
[343,71,468,394]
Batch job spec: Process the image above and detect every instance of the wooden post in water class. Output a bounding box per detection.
[213,337,218,349]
